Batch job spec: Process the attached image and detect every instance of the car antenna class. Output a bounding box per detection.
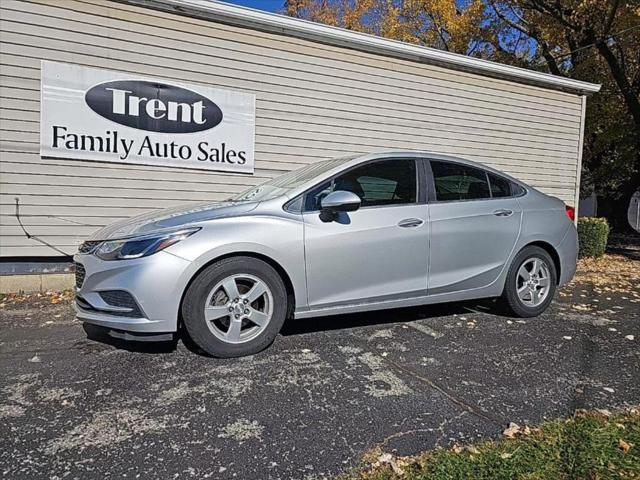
[14,197,71,256]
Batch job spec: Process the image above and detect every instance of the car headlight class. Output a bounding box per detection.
[95,227,200,261]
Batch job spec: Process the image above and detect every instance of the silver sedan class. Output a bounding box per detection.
[74,152,578,357]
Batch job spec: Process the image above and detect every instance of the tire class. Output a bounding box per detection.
[181,256,288,357]
[501,246,557,318]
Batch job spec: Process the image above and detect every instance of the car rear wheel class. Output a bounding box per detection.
[501,246,557,317]
[182,256,288,357]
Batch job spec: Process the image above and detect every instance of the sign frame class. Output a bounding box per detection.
[40,61,256,174]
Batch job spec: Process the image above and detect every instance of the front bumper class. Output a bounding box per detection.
[73,250,193,333]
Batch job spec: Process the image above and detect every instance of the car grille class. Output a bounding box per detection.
[78,240,100,254]
[74,262,86,289]
[98,290,143,318]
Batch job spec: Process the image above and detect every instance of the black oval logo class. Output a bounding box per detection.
[85,80,222,133]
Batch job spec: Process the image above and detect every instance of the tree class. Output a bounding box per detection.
[285,0,492,55]
[487,1,640,229]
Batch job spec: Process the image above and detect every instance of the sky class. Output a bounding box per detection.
[223,0,282,12]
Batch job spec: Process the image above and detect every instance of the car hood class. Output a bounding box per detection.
[89,201,258,240]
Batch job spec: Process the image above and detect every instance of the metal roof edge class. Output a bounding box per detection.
[122,0,601,95]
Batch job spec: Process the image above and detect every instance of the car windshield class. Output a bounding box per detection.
[232,156,356,202]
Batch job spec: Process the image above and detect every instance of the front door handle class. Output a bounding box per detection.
[398,218,424,228]
[493,209,514,217]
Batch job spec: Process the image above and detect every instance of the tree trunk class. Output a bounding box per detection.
[595,41,640,131]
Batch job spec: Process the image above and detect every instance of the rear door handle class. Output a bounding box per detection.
[493,209,513,217]
[398,218,424,228]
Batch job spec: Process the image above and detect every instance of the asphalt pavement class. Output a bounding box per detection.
[1,279,639,479]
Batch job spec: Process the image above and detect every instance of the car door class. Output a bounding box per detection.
[302,158,429,310]
[426,160,522,295]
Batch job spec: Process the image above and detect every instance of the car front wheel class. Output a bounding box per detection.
[182,256,288,357]
[501,246,557,317]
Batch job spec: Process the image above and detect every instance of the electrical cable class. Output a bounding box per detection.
[14,197,72,256]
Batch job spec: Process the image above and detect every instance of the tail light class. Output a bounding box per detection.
[565,205,575,221]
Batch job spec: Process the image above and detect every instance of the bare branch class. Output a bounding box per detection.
[488,0,531,36]
[524,0,580,31]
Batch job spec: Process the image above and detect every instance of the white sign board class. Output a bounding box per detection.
[40,61,256,173]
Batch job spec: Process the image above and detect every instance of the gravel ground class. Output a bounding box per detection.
[1,261,639,480]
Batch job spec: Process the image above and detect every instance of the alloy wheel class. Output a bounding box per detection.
[203,274,274,344]
[516,257,551,307]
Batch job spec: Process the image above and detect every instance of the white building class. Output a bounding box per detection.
[0,0,599,268]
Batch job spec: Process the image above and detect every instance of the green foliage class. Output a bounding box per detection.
[577,217,610,258]
[342,411,640,480]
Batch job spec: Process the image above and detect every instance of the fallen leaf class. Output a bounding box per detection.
[573,304,592,311]
[378,453,393,463]
[603,387,615,393]
[28,355,41,363]
[563,336,572,340]
[503,422,520,438]
[625,335,635,341]
[619,439,633,453]
[500,452,513,459]
[377,453,403,476]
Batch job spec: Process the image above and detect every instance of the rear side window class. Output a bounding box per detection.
[430,161,490,201]
[488,172,512,198]
[511,182,526,196]
[304,159,417,210]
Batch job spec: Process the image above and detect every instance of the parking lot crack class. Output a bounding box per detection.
[383,357,505,427]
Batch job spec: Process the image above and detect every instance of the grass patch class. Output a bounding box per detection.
[343,410,640,480]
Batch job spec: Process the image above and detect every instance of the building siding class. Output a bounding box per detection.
[1,0,584,256]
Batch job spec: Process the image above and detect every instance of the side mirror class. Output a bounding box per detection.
[320,190,361,222]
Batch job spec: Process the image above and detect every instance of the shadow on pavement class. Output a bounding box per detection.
[81,298,500,356]
[82,323,179,354]
[280,299,495,336]
[607,231,640,261]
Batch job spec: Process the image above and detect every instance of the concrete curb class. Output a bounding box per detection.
[0,274,74,294]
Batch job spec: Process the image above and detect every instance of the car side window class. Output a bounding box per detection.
[430,161,490,201]
[304,159,417,211]
[488,172,512,198]
[511,182,526,197]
